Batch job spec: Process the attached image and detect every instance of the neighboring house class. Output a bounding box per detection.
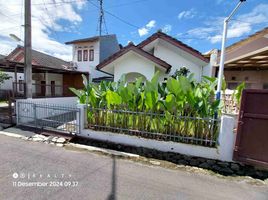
[0,45,88,98]
[96,31,211,82]
[65,34,120,81]
[213,27,268,89]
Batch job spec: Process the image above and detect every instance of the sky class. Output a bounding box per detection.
[0,0,267,61]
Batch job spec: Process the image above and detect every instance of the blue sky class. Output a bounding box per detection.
[1,0,268,60]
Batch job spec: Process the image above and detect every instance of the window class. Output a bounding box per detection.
[77,50,82,62]
[89,49,94,61]
[83,49,88,61]
[231,76,236,81]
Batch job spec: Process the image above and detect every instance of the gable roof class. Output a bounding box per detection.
[96,43,172,72]
[138,31,209,63]
[65,34,117,45]
[6,46,74,71]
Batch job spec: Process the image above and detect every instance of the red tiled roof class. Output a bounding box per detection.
[138,31,209,63]
[6,46,74,71]
[96,43,172,72]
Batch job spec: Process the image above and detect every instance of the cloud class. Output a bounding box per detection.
[0,0,86,60]
[183,4,268,44]
[162,24,172,33]
[146,20,156,29]
[178,9,196,20]
[138,20,156,37]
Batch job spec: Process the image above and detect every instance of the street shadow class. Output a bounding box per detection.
[107,155,117,200]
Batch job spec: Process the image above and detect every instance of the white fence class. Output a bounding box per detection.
[77,104,236,162]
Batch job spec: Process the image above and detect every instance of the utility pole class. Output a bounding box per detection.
[98,0,104,36]
[24,0,32,98]
[97,0,109,36]
[216,0,246,100]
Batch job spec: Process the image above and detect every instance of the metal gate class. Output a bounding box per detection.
[233,89,268,168]
[17,101,80,135]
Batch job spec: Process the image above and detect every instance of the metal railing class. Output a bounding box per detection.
[12,82,77,99]
[87,107,220,147]
[17,101,80,134]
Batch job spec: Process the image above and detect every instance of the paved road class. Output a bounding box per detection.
[0,135,267,200]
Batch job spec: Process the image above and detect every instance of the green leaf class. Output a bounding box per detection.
[106,90,122,108]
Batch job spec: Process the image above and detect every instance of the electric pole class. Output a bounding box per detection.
[24,0,32,98]
[97,0,108,36]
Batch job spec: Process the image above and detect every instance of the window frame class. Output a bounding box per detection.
[83,49,88,61]
[77,50,82,62]
[89,49,94,61]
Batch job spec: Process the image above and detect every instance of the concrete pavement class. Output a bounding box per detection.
[0,134,267,200]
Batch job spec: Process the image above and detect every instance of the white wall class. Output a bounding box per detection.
[77,104,236,162]
[45,73,63,96]
[154,43,203,81]
[202,50,218,77]
[16,97,78,124]
[113,52,165,82]
[72,41,100,72]
[0,72,24,90]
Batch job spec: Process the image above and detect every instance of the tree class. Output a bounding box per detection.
[0,71,11,85]
[171,67,190,78]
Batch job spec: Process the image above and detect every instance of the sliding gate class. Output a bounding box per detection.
[17,101,80,135]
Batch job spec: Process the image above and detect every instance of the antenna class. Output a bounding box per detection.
[97,0,108,36]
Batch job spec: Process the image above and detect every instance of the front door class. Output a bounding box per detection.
[51,81,55,96]
[41,81,46,97]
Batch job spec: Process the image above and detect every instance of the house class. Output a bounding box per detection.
[96,31,211,82]
[0,45,88,98]
[213,27,268,89]
[65,34,120,82]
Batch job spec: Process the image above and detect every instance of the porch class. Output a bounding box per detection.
[0,59,88,99]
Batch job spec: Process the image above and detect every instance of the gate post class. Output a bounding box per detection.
[77,104,87,134]
[16,100,20,125]
[218,115,235,162]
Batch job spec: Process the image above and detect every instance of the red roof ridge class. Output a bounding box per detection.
[137,31,209,63]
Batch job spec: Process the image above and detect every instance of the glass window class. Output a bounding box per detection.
[89,49,94,61]
[77,50,82,62]
[83,49,88,61]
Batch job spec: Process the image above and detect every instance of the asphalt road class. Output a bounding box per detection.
[0,134,267,200]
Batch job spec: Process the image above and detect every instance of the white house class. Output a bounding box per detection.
[96,31,212,82]
[65,34,120,81]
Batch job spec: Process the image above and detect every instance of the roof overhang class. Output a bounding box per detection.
[0,59,89,75]
[215,28,268,71]
[96,44,172,74]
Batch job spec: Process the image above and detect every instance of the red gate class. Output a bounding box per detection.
[233,89,268,168]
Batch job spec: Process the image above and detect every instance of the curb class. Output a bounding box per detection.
[66,143,140,158]
[0,131,28,140]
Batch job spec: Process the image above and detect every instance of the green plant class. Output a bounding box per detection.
[71,72,221,146]
[233,82,245,105]
[0,71,11,85]
[171,67,190,78]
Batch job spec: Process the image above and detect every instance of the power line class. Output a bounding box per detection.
[41,0,61,41]
[88,0,139,29]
